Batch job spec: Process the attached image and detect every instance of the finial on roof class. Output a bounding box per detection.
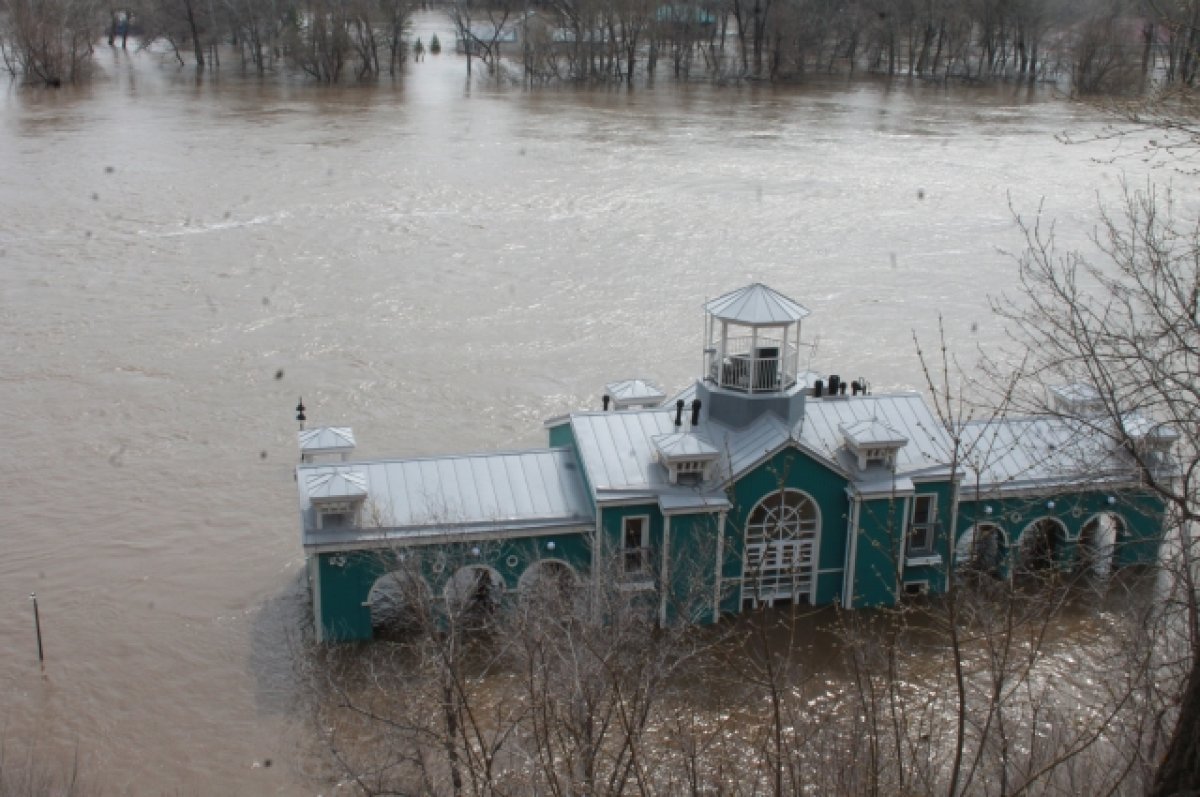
[296,397,307,430]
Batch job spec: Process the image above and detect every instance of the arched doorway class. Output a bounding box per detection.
[955,522,1007,577]
[741,489,820,609]
[1015,518,1068,576]
[518,559,580,615]
[1077,513,1125,577]
[443,565,505,628]
[367,569,431,638]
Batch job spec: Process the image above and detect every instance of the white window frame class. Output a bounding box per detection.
[622,515,651,576]
[908,494,937,556]
[316,500,360,530]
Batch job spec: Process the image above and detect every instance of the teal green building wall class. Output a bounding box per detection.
[955,488,1165,574]
[662,511,722,626]
[898,480,957,594]
[313,529,595,642]
[719,445,851,614]
[598,503,664,581]
[847,496,906,608]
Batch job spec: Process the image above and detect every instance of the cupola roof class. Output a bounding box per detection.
[704,283,811,325]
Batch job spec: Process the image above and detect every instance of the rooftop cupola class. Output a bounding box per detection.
[703,283,810,395]
[604,379,666,410]
[299,426,357,463]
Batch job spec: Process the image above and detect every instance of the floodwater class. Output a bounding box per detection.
[0,12,1167,793]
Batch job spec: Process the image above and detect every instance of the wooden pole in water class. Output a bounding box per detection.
[30,592,43,664]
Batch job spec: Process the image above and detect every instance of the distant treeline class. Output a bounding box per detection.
[0,0,1197,90]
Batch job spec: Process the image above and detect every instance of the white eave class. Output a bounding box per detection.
[704,283,811,325]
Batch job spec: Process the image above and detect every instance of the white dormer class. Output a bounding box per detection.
[605,379,666,410]
[840,419,907,471]
[306,469,368,529]
[1048,384,1105,417]
[651,432,720,485]
[1120,414,1179,464]
[299,426,357,463]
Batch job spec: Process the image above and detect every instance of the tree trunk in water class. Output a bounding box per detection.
[1150,656,1200,796]
[184,0,205,68]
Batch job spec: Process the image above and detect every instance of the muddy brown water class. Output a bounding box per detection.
[0,13,1169,793]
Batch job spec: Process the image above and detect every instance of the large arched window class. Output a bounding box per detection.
[742,489,821,608]
[745,489,820,545]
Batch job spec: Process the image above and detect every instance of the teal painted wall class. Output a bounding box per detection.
[847,496,905,608]
[901,480,957,594]
[662,511,722,626]
[955,489,1165,574]
[719,445,851,614]
[598,503,663,582]
[314,530,595,641]
[547,422,573,448]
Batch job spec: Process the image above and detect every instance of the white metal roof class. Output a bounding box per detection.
[298,448,592,549]
[605,379,665,405]
[800,394,954,479]
[704,283,811,326]
[1121,414,1180,442]
[305,470,368,501]
[572,406,799,501]
[1050,383,1100,404]
[571,409,680,495]
[652,432,719,461]
[958,417,1138,494]
[840,419,908,449]
[298,426,357,454]
[703,414,792,479]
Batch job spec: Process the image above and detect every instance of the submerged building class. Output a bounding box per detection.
[295,283,1172,642]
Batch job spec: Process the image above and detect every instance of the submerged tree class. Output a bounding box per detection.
[0,0,102,84]
[994,184,1200,794]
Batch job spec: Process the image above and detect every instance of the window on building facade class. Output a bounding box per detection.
[745,490,819,545]
[908,495,937,555]
[623,516,649,575]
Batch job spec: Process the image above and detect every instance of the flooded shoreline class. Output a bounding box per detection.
[0,17,1171,791]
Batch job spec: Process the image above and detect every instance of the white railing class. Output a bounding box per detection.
[706,336,798,393]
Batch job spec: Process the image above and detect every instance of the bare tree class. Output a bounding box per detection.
[0,0,102,84]
[993,183,1200,795]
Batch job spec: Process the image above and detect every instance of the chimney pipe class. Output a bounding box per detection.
[602,394,611,411]
[690,399,702,426]
[675,399,685,428]
[813,379,824,398]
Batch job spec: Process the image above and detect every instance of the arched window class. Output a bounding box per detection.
[746,489,819,545]
[742,489,821,608]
